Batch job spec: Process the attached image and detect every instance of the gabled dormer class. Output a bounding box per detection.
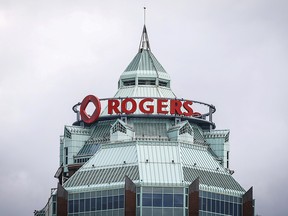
[168,121,194,143]
[110,119,134,142]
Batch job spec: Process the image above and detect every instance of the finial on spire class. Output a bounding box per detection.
[139,7,150,52]
[144,7,146,25]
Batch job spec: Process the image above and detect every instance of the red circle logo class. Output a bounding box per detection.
[80,95,101,124]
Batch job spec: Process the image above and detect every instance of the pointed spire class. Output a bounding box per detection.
[139,7,150,52]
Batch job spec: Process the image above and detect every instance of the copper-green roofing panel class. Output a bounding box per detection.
[64,165,139,188]
[183,167,245,192]
[124,50,166,72]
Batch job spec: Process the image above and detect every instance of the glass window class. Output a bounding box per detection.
[220,201,224,214]
[174,208,183,216]
[91,198,96,211]
[142,187,153,193]
[114,196,119,209]
[74,200,79,213]
[174,194,183,207]
[201,197,206,210]
[153,208,162,216]
[229,202,233,215]
[96,197,101,210]
[85,198,90,211]
[216,200,220,213]
[137,194,140,207]
[52,202,56,214]
[225,201,229,214]
[102,197,108,210]
[163,194,173,207]
[119,195,124,208]
[80,199,84,212]
[207,199,211,212]
[212,199,216,212]
[142,207,152,216]
[69,200,73,213]
[108,196,113,209]
[142,193,152,206]
[163,208,173,216]
[234,203,238,216]
[174,187,183,194]
[153,194,162,207]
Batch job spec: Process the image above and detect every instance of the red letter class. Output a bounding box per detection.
[108,99,120,114]
[80,95,101,124]
[183,101,193,116]
[170,100,183,115]
[157,99,169,114]
[139,98,154,114]
[121,98,137,114]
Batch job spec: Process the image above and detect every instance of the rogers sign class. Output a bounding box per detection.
[80,95,201,124]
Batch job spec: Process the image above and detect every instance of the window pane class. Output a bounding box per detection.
[163,194,173,207]
[114,196,119,209]
[80,199,84,212]
[74,200,79,213]
[142,193,152,206]
[96,197,101,210]
[91,198,96,211]
[108,196,113,209]
[102,197,107,210]
[69,200,73,213]
[85,198,90,211]
[119,195,124,208]
[153,194,162,207]
[174,194,183,207]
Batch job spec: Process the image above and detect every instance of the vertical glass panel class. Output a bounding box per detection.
[108,196,113,209]
[142,207,152,216]
[216,200,220,213]
[52,202,56,214]
[142,187,153,193]
[153,187,162,193]
[85,198,90,211]
[102,197,108,210]
[91,198,96,211]
[174,208,183,216]
[238,204,242,216]
[174,187,183,194]
[96,197,101,210]
[80,199,85,212]
[225,201,229,214]
[153,194,162,207]
[137,194,140,207]
[163,208,173,216]
[207,199,211,212]
[229,202,233,215]
[114,196,119,209]
[113,209,119,216]
[212,199,216,212]
[234,203,238,216]
[119,195,124,208]
[201,198,206,210]
[153,208,162,216]
[142,193,152,206]
[174,194,184,207]
[220,201,224,214]
[74,200,79,213]
[163,194,173,207]
[69,200,73,213]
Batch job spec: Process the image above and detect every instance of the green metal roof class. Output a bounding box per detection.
[124,50,166,73]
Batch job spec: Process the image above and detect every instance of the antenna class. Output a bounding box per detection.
[144,7,146,25]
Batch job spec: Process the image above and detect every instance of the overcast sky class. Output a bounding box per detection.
[0,0,287,215]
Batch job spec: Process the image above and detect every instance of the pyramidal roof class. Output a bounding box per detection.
[114,25,176,98]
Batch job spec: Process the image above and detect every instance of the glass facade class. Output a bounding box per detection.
[67,189,124,216]
[199,191,242,216]
[136,187,188,216]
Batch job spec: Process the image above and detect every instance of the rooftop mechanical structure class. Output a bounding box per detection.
[35,25,254,216]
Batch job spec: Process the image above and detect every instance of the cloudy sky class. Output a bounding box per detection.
[0,0,287,215]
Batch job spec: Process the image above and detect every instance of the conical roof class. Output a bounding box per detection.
[115,25,175,98]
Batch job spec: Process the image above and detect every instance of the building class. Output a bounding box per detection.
[35,25,254,216]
